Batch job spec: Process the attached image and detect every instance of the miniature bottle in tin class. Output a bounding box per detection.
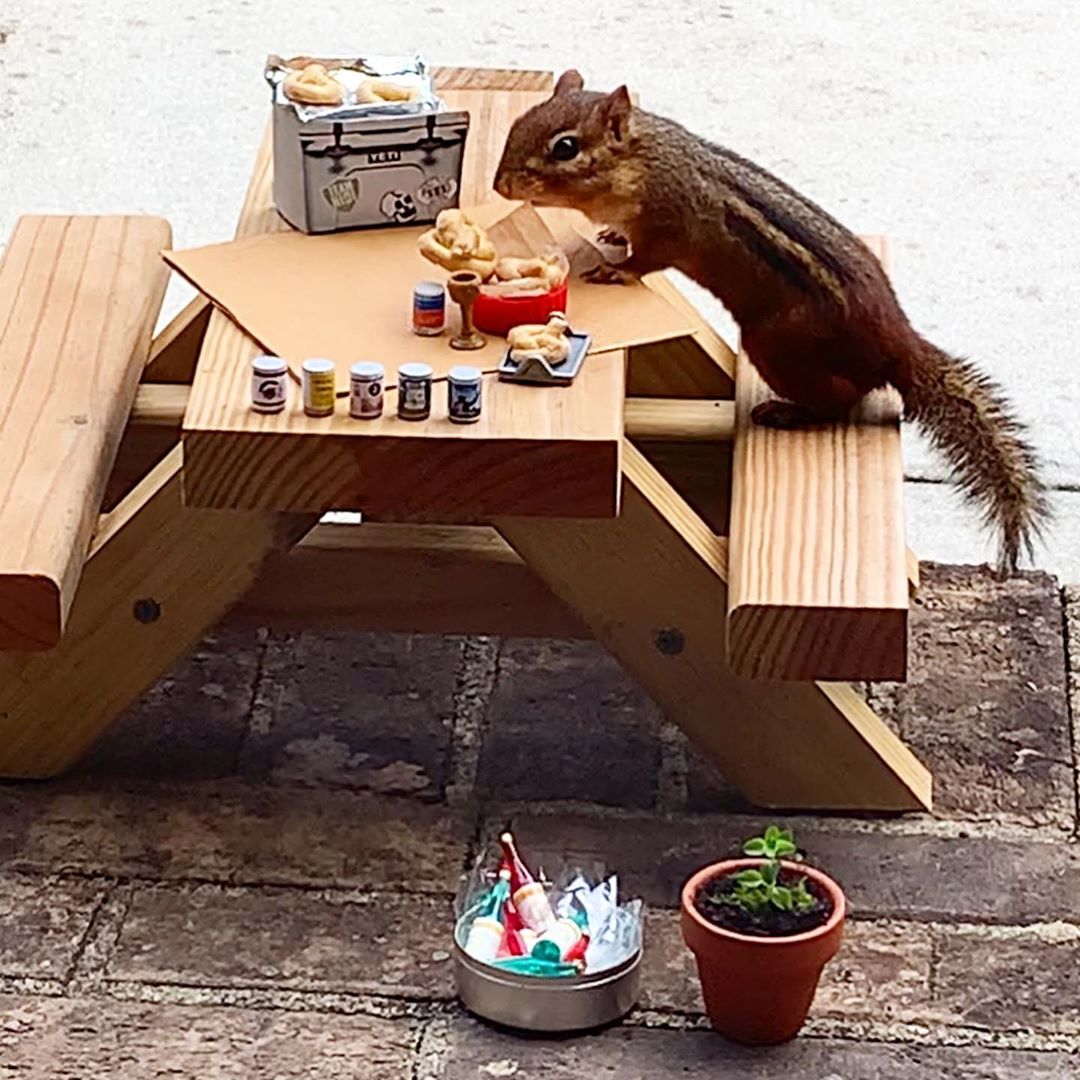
[531,916,584,963]
[302,358,336,417]
[349,361,384,419]
[499,832,555,932]
[447,365,482,424]
[251,355,288,414]
[464,869,510,963]
[396,362,433,420]
[412,281,446,336]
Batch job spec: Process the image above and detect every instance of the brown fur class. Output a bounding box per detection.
[494,71,1049,573]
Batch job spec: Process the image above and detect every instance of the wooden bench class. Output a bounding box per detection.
[0,215,170,649]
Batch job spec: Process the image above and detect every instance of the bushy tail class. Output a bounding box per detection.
[901,337,1049,575]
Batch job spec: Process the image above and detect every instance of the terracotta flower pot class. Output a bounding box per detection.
[680,859,846,1044]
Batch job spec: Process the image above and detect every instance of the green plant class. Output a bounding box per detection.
[726,826,815,915]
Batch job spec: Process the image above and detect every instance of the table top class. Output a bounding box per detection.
[179,68,686,521]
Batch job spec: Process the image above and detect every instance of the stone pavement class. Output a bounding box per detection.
[0,564,1078,1077]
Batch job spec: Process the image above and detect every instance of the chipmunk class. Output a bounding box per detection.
[493,70,1049,574]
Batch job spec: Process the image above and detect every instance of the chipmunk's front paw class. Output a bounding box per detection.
[582,262,636,286]
[594,227,630,249]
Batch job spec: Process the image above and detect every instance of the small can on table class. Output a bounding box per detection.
[302,358,337,417]
[413,281,446,336]
[251,355,288,414]
[350,361,385,419]
[397,362,433,420]
[447,365,482,424]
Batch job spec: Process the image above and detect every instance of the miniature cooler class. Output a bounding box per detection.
[267,55,470,234]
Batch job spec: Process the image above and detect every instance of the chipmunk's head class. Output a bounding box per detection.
[493,70,636,214]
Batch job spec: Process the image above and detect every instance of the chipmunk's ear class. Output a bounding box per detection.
[554,69,585,96]
[597,85,633,142]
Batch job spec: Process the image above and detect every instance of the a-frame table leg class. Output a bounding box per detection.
[0,446,314,778]
[496,441,931,811]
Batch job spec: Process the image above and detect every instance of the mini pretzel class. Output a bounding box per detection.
[418,209,498,280]
[508,312,572,365]
[283,63,344,106]
[494,254,568,292]
[356,77,422,104]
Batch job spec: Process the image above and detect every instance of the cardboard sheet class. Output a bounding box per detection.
[165,205,694,379]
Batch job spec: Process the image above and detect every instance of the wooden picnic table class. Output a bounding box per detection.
[0,66,930,812]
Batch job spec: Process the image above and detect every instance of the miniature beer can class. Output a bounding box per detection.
[302,358,336,417]
[397,362,433,420]
[349,361,385,419]
[412,281,446,336]
[447,365,482,424]
[251,354,288,414]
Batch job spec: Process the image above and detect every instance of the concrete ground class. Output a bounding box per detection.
[0,1,1078,574]
[0,566,1078,1076]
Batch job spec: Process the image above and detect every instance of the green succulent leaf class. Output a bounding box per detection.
[790,879,816,912]
[771,886,794,911]
[736,870,765,887]
[743,838,768,857]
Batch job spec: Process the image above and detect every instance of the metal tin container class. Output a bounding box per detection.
[349,361,384,418]
[453,942,642,1033]
[302,357,336,417]
[251,354,288,413]
[266,55,469,235]
[447,364,482,423]
[397,362,433,420]
[412,281,446,336]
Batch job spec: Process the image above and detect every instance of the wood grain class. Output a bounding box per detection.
[233,521,587,638]
[495,441,930,811]
[726,236,909,681]
[432,67,553,92]
[0,215,171,649]
[136,383,734,440]
[0,448,303,776]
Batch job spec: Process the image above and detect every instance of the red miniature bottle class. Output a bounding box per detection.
[499,832,555,931]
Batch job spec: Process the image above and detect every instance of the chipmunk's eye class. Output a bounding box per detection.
[550,135,580,162]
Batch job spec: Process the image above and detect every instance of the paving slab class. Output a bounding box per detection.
[478,639,662,809]
[73,628,261,782]
[931,924,1080,1037]
[437,1018,1078,1079]
[242,632,461,799]
[0,875,106,982]
[0,994,416,1079]
[491,808,1080,921]
[0,781,470,892]
[642,910,1080,1038]
[641,912,934,1027]
[109,884,454,1000]
[873,565,1073,828]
